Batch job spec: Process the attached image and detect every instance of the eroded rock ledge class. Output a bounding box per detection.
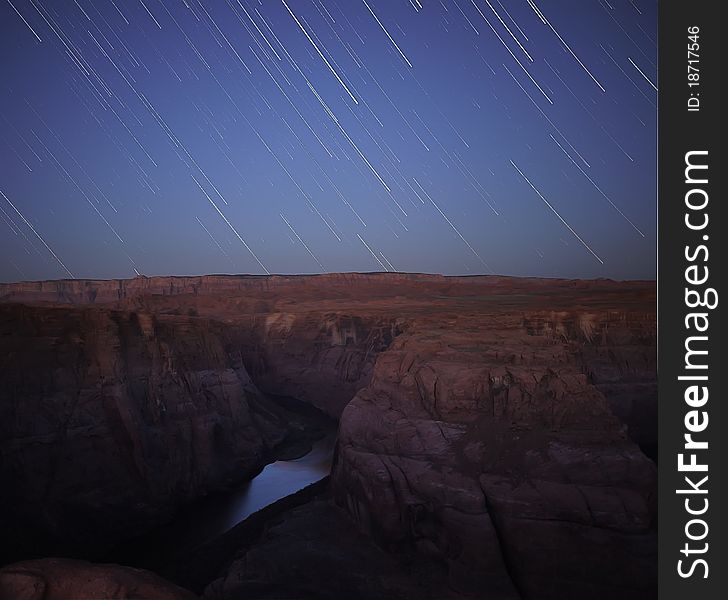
[0,303,299,563]
[333,309,656,598]
[0,559,195,600]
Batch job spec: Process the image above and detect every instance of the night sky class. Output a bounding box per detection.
[0,0,656,282]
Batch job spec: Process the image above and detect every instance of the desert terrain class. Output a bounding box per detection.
[0,273,656,599]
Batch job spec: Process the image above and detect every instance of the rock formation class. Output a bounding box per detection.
[0,558,196,600]
[333,309,656,598]
[202,496,461,600]
[0,303,296,562]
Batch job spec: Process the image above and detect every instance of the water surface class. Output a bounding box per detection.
[160,432,336,554]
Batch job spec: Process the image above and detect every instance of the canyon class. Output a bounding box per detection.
[0,273,657,598]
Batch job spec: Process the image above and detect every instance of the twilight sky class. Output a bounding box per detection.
[0,0,656,282]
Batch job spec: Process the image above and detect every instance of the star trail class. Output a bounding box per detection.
[0,0,656,281]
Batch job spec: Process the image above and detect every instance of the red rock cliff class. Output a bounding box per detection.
[0,303,289,562]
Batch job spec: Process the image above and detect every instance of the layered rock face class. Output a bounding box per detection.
[333,308,656,599]
[0,273,656,598]
[0,303,290,562]
[239,312,401,418]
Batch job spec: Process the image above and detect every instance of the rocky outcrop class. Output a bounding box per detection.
[0,303,292,563]
[202,495,460,600]
[0,558,196,600]
[333,309,656,599]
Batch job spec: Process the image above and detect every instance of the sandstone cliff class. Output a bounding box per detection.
[333,309,656,598]
[0,303,292,562]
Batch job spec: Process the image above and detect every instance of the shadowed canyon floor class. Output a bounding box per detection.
[0,273,656,599]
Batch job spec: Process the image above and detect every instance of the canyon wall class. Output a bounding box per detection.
[233,311,402,418]
[0,303,290,563]
[0,273,468,305]
[333,309,656,598]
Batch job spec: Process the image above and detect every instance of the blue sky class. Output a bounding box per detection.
[0,0,656,281]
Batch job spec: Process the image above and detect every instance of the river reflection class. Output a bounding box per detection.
[165,433,336,553]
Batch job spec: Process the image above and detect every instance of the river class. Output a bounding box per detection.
[109,428,336,571]
[171,431,336,550]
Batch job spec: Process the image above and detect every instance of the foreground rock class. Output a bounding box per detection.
[0,558,195,600]
[202,494,460,600]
